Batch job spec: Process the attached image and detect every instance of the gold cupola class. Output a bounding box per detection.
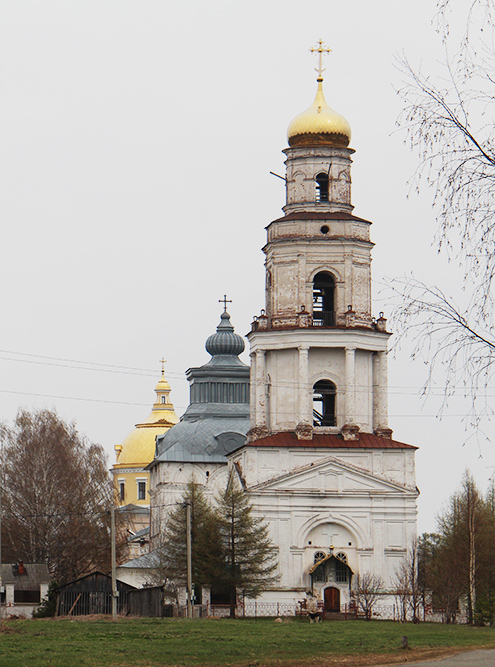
[114,366,179,468]
[287,40,351,148]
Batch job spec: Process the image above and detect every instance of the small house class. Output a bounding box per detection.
[0,562,51,618]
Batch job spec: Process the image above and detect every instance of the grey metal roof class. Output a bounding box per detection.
[1,563,51,588]
[155,417,249,463]
[118,551,161,569]
[151,309,250,466]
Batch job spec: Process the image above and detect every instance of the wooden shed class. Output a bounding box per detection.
[56,571,136,616]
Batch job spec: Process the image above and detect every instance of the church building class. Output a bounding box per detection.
[149,43,418,612]
[149,307,251,548]
[229,43,419,608]
[113,367,178,555]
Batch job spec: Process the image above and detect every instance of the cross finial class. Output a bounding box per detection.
[310,39,332,80]
[160,357,166,375]
[219,294,232,312]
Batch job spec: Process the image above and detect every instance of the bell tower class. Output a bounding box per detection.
[248,42,391,441]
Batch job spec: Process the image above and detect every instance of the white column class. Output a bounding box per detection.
[373,351,388,428]
[256,349,267,427]
[345,347,356,423]
[298,345,310,423]
[378,351,389,427]
[372,353,379,430]
[249,352,257,427]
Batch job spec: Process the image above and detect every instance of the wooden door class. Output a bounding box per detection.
[324,586,340,612]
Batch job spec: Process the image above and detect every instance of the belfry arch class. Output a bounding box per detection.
[312,272,335,326]
[315,172,329,202]
[313,380,336,427]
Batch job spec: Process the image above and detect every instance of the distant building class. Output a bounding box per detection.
[112,369,178,547]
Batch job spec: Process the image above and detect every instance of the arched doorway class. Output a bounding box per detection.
[324,586,340,612]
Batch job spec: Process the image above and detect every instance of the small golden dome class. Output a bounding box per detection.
[113,371,179,467]
[287,78,351,148]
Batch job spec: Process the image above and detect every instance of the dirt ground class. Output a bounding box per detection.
[232,646,493,667]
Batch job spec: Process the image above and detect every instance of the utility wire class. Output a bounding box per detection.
[0,349,188,379]
[0,388,150,407]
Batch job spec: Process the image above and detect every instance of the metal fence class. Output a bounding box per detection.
[57,591,130,616]
[174,602,299,618]
[56,592,470,623]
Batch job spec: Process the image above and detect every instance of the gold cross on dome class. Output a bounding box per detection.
[160,357,167,375]
[219,295,232,312]
[310,39,332,79]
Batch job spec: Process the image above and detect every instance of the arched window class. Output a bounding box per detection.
[315,172,329,202]
[312,272,335,326]
[335,561,348,583]
[313,552,327,582]
[313,380,336,427]
[335,552,347,563]
[314,551,326,564]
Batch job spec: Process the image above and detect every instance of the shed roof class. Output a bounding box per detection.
[55,571,136,592]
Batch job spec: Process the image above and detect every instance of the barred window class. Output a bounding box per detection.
[336,562,348,583]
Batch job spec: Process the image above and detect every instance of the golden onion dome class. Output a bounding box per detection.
[114,371,179,467]
[287,78,351,148]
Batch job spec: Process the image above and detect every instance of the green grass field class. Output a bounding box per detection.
[0,617,494,667]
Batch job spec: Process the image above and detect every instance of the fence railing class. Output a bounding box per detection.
[57,591,130,616]
[56,593,469,624]
[312,311,336,327]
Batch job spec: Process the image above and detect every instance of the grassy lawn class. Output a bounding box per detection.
[0,617,495,667]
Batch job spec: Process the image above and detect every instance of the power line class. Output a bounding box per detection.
[0,350,188,379]
[0,349,159,374]
[0,388,150,407]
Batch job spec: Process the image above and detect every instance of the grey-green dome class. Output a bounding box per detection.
[152,307,250,465]
[205,311,245,357]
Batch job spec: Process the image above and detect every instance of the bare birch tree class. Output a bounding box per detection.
[351,572,384,620]
[390,0,495,423]
[394,540,422,622]
[0,409,114,583]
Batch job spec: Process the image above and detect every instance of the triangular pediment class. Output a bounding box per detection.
[248,455,413,494]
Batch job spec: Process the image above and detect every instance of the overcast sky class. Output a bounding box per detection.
[1,0,493,533]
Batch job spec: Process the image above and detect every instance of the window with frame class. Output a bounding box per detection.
[137,481,146,500]
[314,551,326,564]
[336,561,348,583]
[119,481,125,502]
